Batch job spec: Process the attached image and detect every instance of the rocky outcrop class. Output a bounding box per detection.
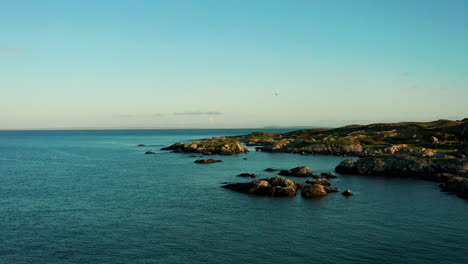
[325,186,339,192]
[342,189,353,196]
[237,173,257,178]
[306,178,331,186]
[161,141,249,155]
[301,184,328,198]
[221,176,298,197]
[335,155,468,179]
[335,159,359,174]
[259,139,363,156]
[194,159,222,164]
[320,172,337,178]
[278,166,312,177]
[440,177,468,198]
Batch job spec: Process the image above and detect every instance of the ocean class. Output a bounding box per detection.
[0,129,467,264]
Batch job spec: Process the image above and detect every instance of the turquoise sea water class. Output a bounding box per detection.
[0,129,467,264]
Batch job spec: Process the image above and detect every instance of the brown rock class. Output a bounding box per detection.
[301,184,328,198]
[279,166,313,177]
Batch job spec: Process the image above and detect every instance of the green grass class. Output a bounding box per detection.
[434,148,457,154]
[363,144,388,149]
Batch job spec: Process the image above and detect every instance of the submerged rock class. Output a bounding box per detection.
[221,176,298,197]
[194,158,222,164]
[137,144,146,147]
[278,166,312,177]
[145,151,156,154]
[264,168,276,172]
[237,173,257,178]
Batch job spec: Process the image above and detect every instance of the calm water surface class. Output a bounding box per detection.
[0,129,467,264]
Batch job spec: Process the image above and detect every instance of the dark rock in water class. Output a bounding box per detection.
[279,166,312,177]
[342,189,353,196]
[321,172,337,178]
[145,151,156,154]
[265,168,276,172]
[221,176,298,197]
[439,177,468,198]
[306,178,331,186]
[237,173,257,178]
[194,158,222,164]
[335,159,358,174]
[243,158,248,160]
[161,141,249,155]
[423,173,458,182]
[325,186,339,192]
[137,144,146,147]
[301,184,328,198]
[335,155,468,180]
[189,155,198,157]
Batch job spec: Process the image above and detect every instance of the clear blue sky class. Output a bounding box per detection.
[1,0,467,129]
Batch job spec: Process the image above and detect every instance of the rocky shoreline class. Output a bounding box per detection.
[159,119,468,199]
[335,155,468,198]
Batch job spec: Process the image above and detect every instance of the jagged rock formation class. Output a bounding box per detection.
[221,176,299,197]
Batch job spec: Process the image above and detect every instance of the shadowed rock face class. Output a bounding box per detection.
[161,141,249,155]
[440,177,468,198]
[335,155,468,198]
[221,176,298,197]
[278,166,312,177]
[335,155,468,178]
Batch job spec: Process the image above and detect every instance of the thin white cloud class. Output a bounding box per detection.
[0,46,24,53]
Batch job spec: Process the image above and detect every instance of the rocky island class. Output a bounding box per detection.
[161,118,468,199]
[161,140,249,155]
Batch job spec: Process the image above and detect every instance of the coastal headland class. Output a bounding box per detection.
[161,119,468,199]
